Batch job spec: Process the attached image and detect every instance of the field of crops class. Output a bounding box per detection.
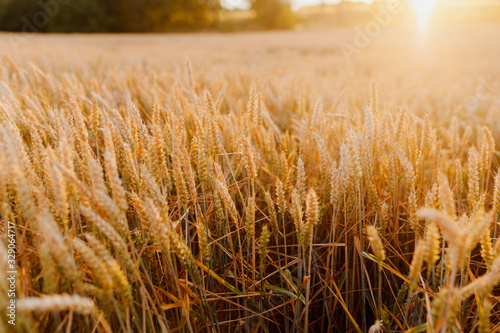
[0,23,500,332]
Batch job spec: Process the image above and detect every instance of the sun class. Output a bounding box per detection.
[410,0,438,30]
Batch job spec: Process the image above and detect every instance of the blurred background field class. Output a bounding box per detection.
[1,21,498,131]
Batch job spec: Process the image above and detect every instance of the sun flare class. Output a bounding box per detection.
[410,0,438,29]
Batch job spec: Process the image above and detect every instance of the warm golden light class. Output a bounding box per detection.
[410,0,438,29]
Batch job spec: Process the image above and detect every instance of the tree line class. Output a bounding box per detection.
[0,0,296,33]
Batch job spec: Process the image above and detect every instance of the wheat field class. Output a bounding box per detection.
[1,23,500,332]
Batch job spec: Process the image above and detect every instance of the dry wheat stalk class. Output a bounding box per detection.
[18,295,97,315]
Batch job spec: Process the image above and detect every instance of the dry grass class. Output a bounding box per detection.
[0,24,500,332]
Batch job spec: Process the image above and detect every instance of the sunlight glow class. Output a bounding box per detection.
[410,0,438,30]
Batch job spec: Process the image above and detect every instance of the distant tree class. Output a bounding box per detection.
[251,0,296,29]
[0,0,42,32]
[0,0,221,33]
[143,0,221,31]
[47,0,117,33]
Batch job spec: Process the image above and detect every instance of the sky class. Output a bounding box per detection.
[221,0,371,10]
[222,0,491,10]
